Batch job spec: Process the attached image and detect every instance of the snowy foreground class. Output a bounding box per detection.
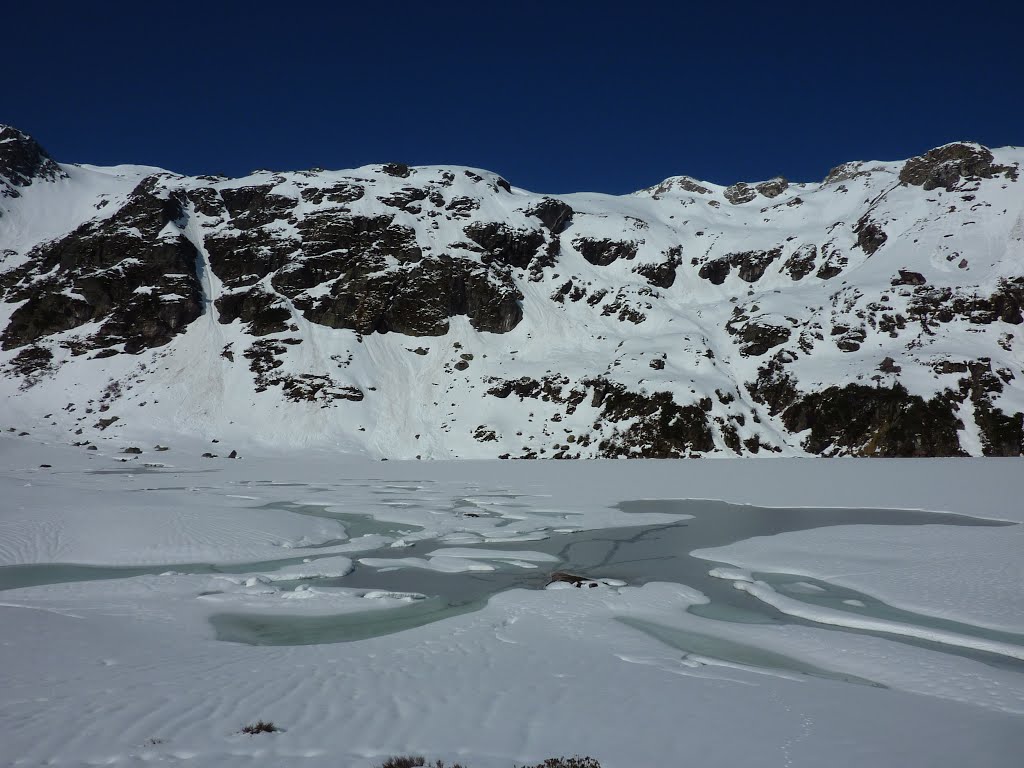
[1,437,1023,767]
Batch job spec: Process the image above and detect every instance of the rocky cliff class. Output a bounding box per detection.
[2,125,1022,457]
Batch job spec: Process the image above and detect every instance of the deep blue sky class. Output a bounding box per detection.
[4,1,1020,194]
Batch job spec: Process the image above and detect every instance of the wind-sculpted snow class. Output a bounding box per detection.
[1,126,1022,457]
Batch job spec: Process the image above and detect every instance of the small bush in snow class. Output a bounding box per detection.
[241,720,278,735]
[519,759,602,768]
[376,758,466,768]
[377,758,425,768]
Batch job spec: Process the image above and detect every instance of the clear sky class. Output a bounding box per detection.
[4,1,1020,194]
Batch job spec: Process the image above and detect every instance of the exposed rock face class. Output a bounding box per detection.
[697,248,783,284]
[573,237,639,266]
[1,176,202,353]
[781,383,966,457]
[464,222,546,269]
[633,247,682,288]
[899,142,1016,191]
[723,182,758,205]
[216,285,291,336]
[781,244,817,280]
[2,125,1022,458]
[755,177,789,198]
[893,270,927,286]
[286,256,523,336]
[729,319,793,357]
[853,215,887,255]
[526,198,573,233]
[586,378,714,457]
[642,176,712,197]
[0,126,67,193]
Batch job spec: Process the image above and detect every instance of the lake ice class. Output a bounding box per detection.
[2,437,1022,767]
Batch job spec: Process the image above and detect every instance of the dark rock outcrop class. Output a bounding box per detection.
[573,237,638,266]
[632,247,682,288]
[526,198,573,233]
[1,176,202,353]
[294,257,523,336]
[216,285,291,336]
[586,378,714,457]
[781,383,965,457]
[781,244,817,280]
[723,182,758,205]
[854,215,887,255]
[755,177,789,198]
[899,143,1015,191]
[464,222,546,269]
[728,318,792,357]
[0,125,67,191]
[697,248,783,284]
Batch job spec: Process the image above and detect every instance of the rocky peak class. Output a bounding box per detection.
[899,142,1016,191]
[0,125,67,191]
[638,175,713,197]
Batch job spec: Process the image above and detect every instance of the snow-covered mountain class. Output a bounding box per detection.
[1,125,1022,457]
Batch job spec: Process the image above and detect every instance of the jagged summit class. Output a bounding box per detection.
[0,124,67,193]
[1,127,1022,458]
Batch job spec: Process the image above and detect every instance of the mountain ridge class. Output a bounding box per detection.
[2,125,1022,458]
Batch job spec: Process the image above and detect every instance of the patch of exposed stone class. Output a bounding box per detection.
[573,237,639,267]
[473,425,499,442]
[526,198,573,233]
[937,358,1024,456]
[463,222,546,269]
[445,196,480,218]
[781,382,966,457]
[727,310,794,357]
[822,161,882,186]
[892,269,927,286]
[550,278,589,304]
[378,186,429,213]
[599,289,651,324]
[279,374,364,406]
[632,246,682,288]
[0,176,202,354]
[695,247,783,285]
[781,244,817,280]
[381,162,411,178]
[746,354,801,416]
[5,345,55,387]
[584,377,714,457]
[899,143,1016,191]
[815,244,847,279]
[755,177,789,198]
[853,214,888,254]
[723,182,758,205]
[905,278,1024,329]
[215,285,291,336]
[242,338,362,406]
[0,125,67,193]
[829,323,867,352]
[219,185,298,229]
[486,374,586,409]
[486,374,715,458]
[299,182,365,205]
[289,257,523,336]
[642,176,712,197]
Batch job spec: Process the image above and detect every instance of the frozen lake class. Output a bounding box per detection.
[2,439,1023,768]
[205,500,1023,675]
